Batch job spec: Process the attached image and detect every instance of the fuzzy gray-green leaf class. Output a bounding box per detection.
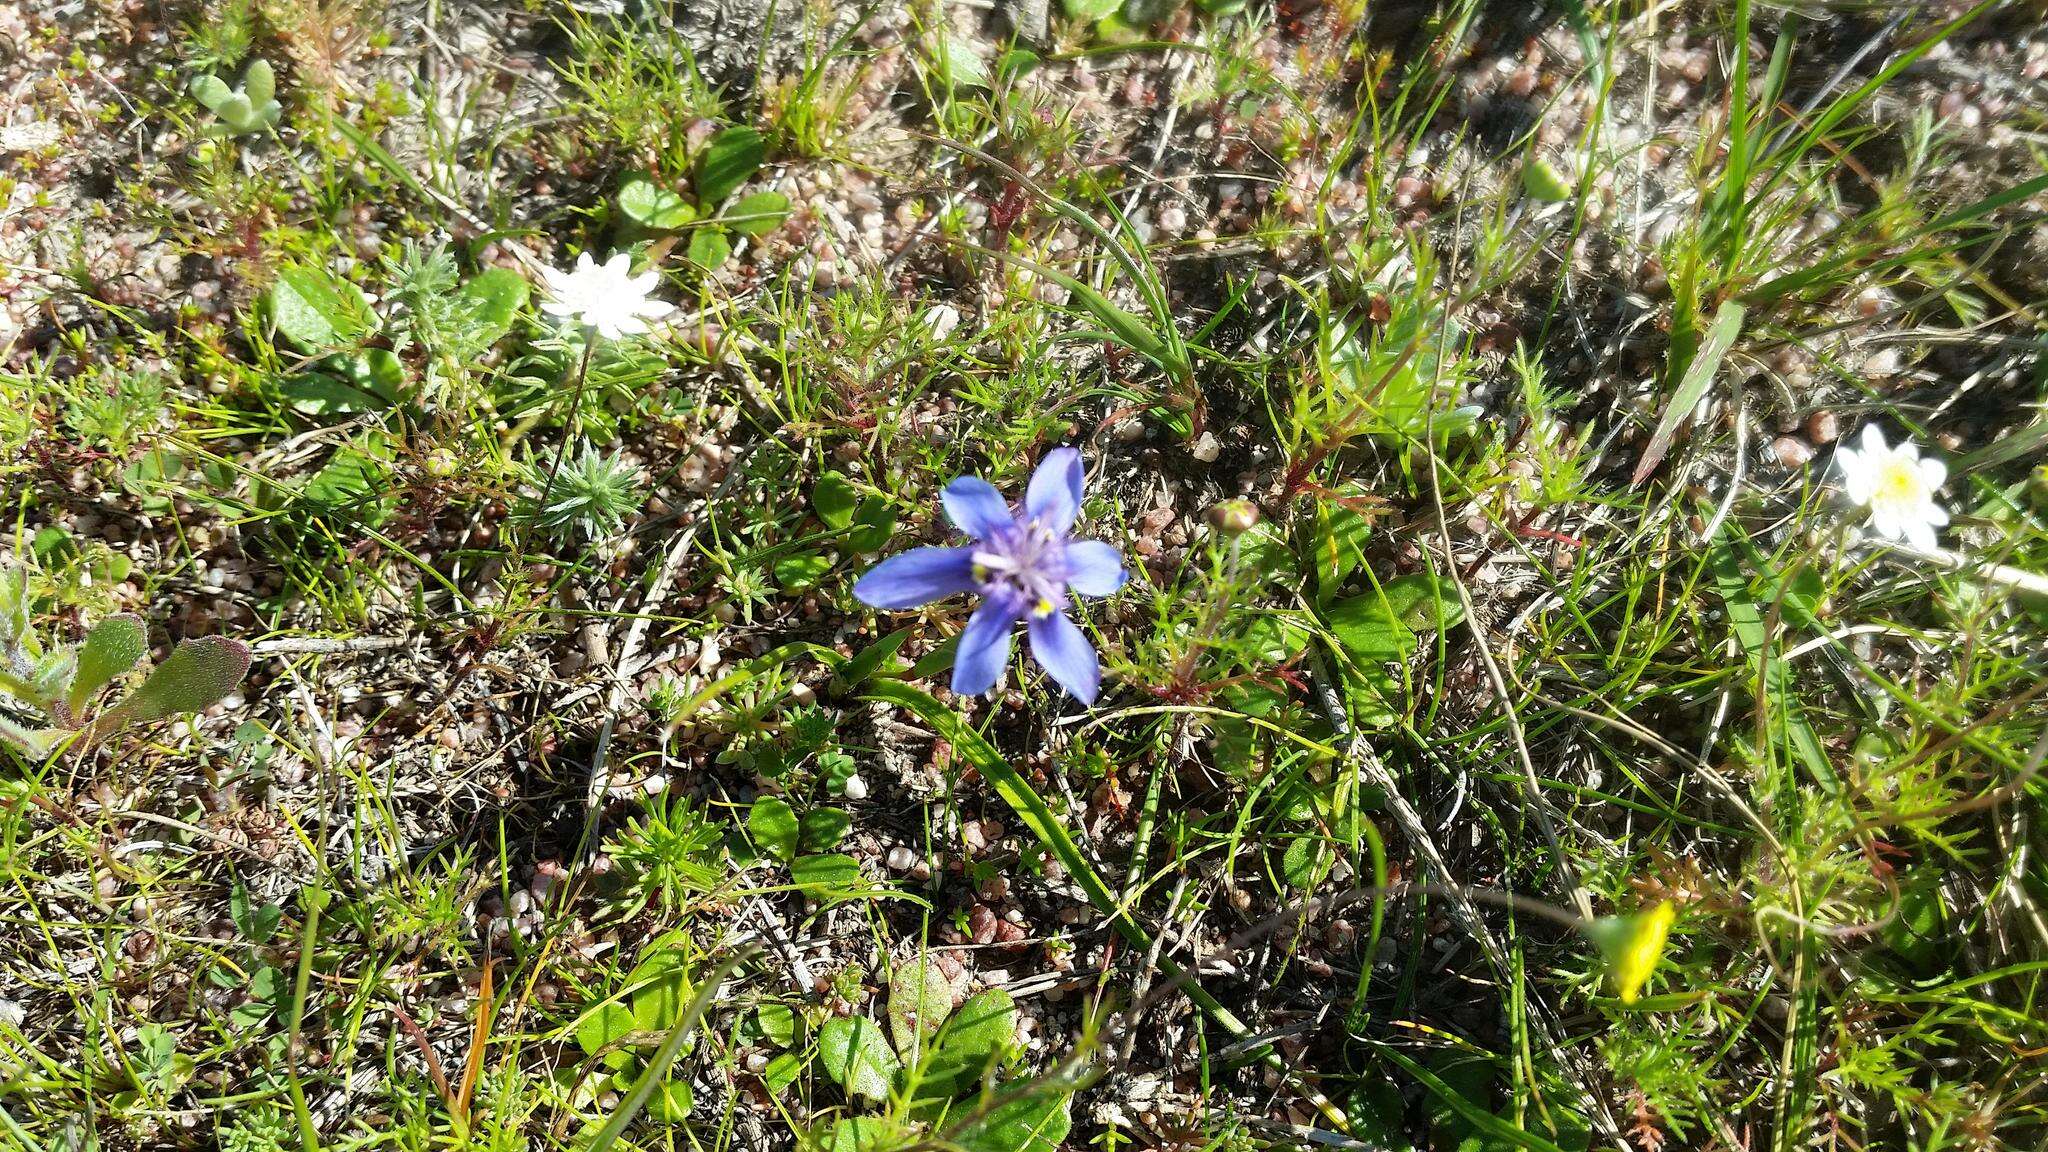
[0,716,60,760]
[70,614,146,713]
[119,636,251,724]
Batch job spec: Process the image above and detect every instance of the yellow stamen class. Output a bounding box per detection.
[1033,598,1055,618]
[1873,460,1919,506]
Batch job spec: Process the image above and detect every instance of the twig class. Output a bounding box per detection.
[1858,537,2048,598]
[252,635,410,655]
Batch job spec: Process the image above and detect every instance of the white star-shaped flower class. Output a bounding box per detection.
[538,252,673,341]
[1833,424,1949,551]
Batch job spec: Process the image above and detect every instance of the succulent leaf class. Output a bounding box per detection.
[242,59,275,106]
[189,74,233,113]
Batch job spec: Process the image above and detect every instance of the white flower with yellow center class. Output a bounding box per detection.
[538,252,673,341]
[1832,425,1949,551]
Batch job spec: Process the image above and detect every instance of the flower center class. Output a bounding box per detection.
[971,520,1066,618]
[1872,458,1922,510]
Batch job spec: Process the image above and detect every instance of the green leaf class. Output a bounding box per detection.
[725,191,790,238]
[1884,882,1945,971]
[996,49,1041,83]
[344,348,406,401]
[584,955,743,1152]
[818,1016,900,1103]
[847,499,897,554]
[0,717,60,759]
[229,882,282,944]
[837,630,910,689]
[70,614,145,713]
[1372,1042,1572,1152]
[302,442,391,513]
[1761,563,1824,623]
[862,680,1266,1069]
[189,73,233,112]
[1378,571,1465,634]
[756,1002,798,1047]
[913,1000,1033,1108]
[932,32,990,91]
[269,266,374,352]
[241,58,275,107]
[1325,593,1418,665]
[696,126,765,207]
[887,956,954,1056]
[798,807,851,852]
[1121,0,1182,24]
[687,227,733,271]
[791,854,870,903]
[1063,0,1122,19]
[905,1045,993,1109]
[1521,156,1574,202]
[1312,491,1374,596]
[933,988,1016,1065]
[1281,836,1332,890]
[282,373,388,419]
[630,958,695,1035]
[232,966,282,1028]
[648,1077,693,1122]
[576,1002,638,1059]
[748,796,800,863]
[459,267,530,339]
[954,1089,1071,1152]
[773,552,833,591]
[117,636,250,724]
[764,1051,804,1094]
[216,93,255,130]
[823,1116,907,1152]
[28,649,75,704]
[620,173,697,231]
[813,471,859,529]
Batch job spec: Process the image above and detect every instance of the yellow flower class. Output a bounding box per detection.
[1592,900,1676,1005]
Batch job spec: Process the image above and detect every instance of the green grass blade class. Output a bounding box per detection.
[1704,527,1837,791]
[1368,1042,1572,1152]
[1744,171,2048,305]
[1632,300,1744,486]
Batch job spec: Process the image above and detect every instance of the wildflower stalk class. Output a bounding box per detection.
[536,335,597,518]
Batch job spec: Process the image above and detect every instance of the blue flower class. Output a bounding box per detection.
[854,447,1127,704]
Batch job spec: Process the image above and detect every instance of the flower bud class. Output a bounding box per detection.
[1208,500,1260,534]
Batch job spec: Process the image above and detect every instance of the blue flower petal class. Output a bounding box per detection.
[942,477,1015,539]
[1025,447,1083,533]
[1062,539,1126,597]
[1027,606,1100,704]
[951,596,1022,697]
[854,547,977,609]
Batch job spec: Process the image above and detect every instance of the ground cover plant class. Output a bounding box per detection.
[3,0,2047,1149]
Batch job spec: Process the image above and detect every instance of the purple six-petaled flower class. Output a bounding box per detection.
[854,448,1127,704]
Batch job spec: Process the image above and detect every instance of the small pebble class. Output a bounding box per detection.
[1771,436,1815,468]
